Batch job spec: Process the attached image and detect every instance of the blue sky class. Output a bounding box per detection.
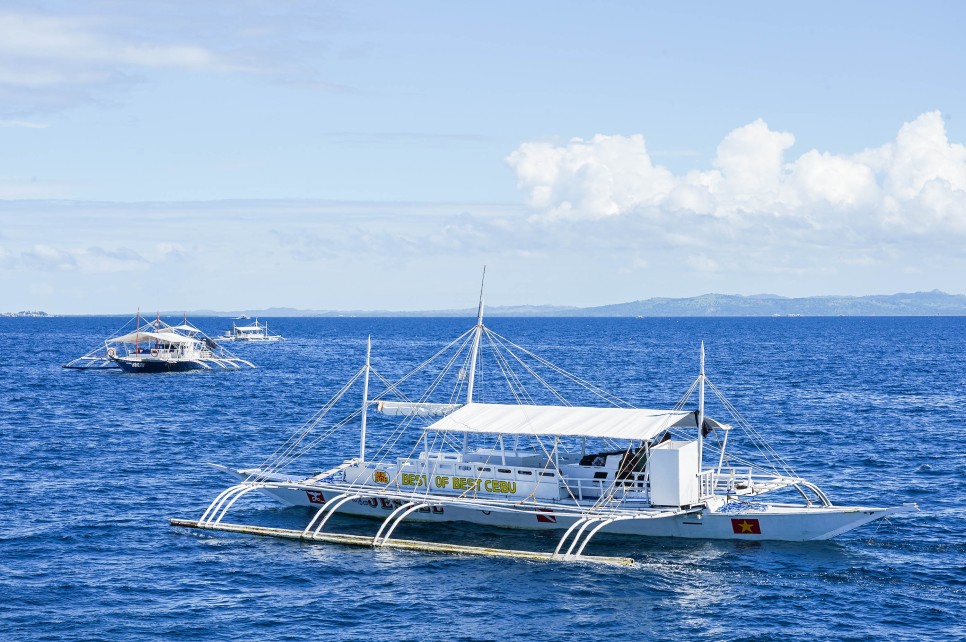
[1,1,965,313]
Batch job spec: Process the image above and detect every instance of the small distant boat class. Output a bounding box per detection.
[219,319,283,343]
[65,311,255,371]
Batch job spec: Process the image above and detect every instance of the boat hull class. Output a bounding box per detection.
[254,484,913,542]
[112,357,205,373]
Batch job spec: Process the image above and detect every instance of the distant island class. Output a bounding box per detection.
[1,310,49,317]
[12,291,966,318]
[182,290,966,318]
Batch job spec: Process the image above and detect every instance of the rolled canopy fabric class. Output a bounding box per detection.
[425,402,709,442]
[164,324,199,333]
[375,401,463,417]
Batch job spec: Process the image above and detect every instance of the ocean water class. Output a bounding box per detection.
[2,316,964,641]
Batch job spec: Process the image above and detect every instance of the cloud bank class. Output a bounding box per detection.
[3,114,965,313]
[0,9,236,114]
[0,6,352,116]
[506,112,966,244]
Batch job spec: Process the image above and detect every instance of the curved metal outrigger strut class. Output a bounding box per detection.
[198,484,247,524]
[793,481,833,507]
[553,515,607,558]
[573,516,632,558]
[301,493,362,539]
[554,509,691,560]
[373,501,430,547]
[198,482,268,526]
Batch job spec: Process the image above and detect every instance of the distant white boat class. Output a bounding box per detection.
[174,281,916,564]
[220,319,283,342]
[65,311,255,372]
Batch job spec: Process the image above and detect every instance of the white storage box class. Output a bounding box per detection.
[648,440,700,507]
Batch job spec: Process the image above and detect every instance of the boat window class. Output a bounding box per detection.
[497,468,511,474]
[579,449,624,467]
[481,467,491,472]
[594,471,608,479]
[518,470,533,476]
[540,472,555,477]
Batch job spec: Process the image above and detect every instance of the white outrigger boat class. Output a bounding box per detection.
[65,312,255,372]
[174,292,916,564]
[219,319,283,342]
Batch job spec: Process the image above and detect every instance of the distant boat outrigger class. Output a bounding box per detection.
[173,283,916,564]
[219,319,283,342]
[65,311,255,372]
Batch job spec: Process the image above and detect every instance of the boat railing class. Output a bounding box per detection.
[698,469,715,499]
[135,346,211,360]
[711,467,805,496]
[712,467,754,493]
[564,471,649,502]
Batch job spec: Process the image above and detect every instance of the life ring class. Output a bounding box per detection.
[106,347,116,358]
[151,349,159,357]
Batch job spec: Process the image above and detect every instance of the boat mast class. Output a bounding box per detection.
[135,307,140,356]
[359,336,372,462]
[698,341,705,472]
[465,268,486,404]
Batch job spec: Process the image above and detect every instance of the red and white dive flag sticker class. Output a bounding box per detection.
[731,518,762,534]
[536,509,557,523]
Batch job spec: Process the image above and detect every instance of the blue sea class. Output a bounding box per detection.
[2,316,964,641]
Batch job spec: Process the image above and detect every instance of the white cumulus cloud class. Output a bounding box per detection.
[506,134,675,220]
[506,112,966,244]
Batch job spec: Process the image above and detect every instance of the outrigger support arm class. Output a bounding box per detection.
[373,501,430,546]
[302,493,363,538]
[198,482,267,527]
[554,509,693,560]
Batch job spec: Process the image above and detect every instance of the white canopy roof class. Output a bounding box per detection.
[425,402,703,442]
[108,331,199,345]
